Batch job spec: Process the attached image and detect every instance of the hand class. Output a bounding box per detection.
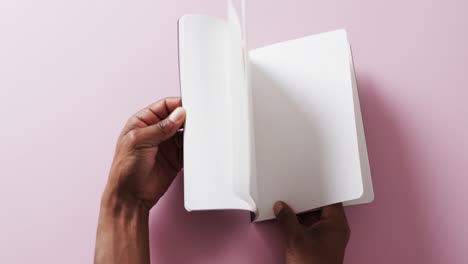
[95,98,185,264]
[103,97,186,210]
[273,201,350,264]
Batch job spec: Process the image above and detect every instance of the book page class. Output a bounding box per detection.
[344,47,375,205]
[178,15,253,211]
[249,30,369,221]
[227,0,257,214]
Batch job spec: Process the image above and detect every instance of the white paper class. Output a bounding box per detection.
[178,15,254,211]
[344,47,375,205]
[178,8,374,221]
[249,30,368,221]
[227,0,257,214]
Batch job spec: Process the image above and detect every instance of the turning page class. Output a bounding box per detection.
[178,0,255,212]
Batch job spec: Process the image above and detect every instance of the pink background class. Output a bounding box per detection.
[1,0,467,263]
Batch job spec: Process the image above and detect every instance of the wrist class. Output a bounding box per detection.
[100,184,150,217]
[95,185,151,264]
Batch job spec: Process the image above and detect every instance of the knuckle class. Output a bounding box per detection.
[126,130,140,146]
[344,225,351,238]
[341,220,351,233]
[156,119,173,135]
[334,223,351,239]
[126,115,138,126]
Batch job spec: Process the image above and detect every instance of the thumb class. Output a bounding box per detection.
[274,201,302,238]
[137,107,186,146]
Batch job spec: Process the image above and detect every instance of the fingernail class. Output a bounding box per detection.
[273,201,284,216]
[169,107,186,123]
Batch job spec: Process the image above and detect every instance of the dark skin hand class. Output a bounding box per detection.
[94,97,186,264]
[274,201,351,264]
[94,97,351,264]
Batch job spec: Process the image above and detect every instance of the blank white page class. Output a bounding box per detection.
[345,49,375,205]
[178,15,253,211]
[227,1,257,210]
[249,30,368,221]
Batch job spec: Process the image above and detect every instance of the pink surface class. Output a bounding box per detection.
[1,0,467,263]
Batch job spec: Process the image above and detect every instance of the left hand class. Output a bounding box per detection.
[103,97,186,210]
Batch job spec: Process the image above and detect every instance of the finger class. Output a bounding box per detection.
[132,107,186,148]
[317,203,350,240]
[121,97,182,136]
[175,130,184,167]
[174,130,184,149]
[273,201,302,237]
[298,210,321,227]
[148,97,182,121]
[156,130,184,171]
[320,203,347,221]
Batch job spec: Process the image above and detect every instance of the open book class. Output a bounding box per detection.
[178,0,374,222]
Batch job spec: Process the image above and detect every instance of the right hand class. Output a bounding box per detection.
[273,201,350,264]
